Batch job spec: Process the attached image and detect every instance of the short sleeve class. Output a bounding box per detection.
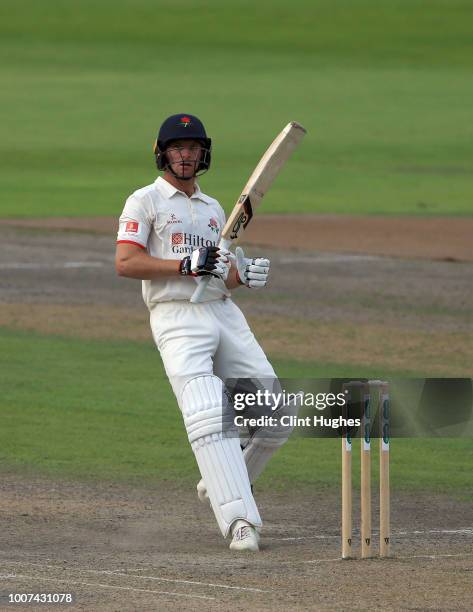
[117,194,152,249]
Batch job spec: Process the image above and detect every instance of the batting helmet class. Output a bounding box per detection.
[153,113,212,175]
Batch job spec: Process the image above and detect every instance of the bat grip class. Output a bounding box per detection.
[190,275,211,303]
[189,238,232,304]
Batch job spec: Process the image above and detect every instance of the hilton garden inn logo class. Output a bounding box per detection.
[171,232,217,254]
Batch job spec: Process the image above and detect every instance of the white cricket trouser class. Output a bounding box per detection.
[150,298,294,537]
[149,297,276,404]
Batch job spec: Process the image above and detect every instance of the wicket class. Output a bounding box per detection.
[341,380,390,559]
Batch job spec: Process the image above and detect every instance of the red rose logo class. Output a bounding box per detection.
[208,217,219,233]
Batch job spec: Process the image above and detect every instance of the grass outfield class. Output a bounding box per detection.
[1,328,471,497]
[1,0,473,217]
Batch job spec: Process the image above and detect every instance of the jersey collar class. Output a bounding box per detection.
[154,176,212,204]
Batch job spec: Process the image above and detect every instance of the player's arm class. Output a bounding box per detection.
[116,243,180,279]
[225,265,242,290]
[115,243,231,280]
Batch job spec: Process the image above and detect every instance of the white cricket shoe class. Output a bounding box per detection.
[196,479,209,504]
[229,520,260,552]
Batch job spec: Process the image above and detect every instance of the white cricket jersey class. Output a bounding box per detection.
[117,176,230,308]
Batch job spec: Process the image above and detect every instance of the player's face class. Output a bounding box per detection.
[165,139,202,179]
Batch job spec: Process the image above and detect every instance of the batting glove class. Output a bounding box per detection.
[235,246,270,288]
[180,246,230,281]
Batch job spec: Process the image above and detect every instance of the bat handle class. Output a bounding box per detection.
[189,238,232,304]
[190,275,211,303]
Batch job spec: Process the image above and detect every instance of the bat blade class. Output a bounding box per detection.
[222,121,307,245]
[190,121,306,303]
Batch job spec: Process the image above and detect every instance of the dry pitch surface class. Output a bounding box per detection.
[1,474,472,611]
[0,215,472,610]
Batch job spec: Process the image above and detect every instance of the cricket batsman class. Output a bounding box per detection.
[115,114,292,551]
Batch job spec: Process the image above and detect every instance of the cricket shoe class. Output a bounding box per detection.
[229,520,260,552]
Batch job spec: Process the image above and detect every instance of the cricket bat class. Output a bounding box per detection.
[190,121,307,303]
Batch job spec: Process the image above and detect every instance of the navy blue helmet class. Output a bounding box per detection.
[153,113,211,175]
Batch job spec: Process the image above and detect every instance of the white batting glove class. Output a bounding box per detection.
[235,246,270,288]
